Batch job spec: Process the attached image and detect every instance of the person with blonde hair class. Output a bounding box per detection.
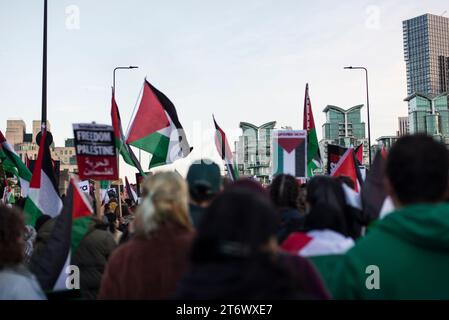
[99,172,195,299]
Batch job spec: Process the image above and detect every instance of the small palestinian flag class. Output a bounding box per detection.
[213,115,238,181]
[272,130,307,178]
[125,176,138,204]
[330,148,363,192]
[303,84,322,177]
[127,79,192,169]
[69,177,94,255]
[111,89,145,176]
[24,128,63,226]
[0,130,32,196]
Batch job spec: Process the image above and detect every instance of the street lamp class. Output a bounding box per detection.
[113,66,139,90]
[344,66,372,165]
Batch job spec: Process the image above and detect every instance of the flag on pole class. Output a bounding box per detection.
[126,79,192,169]
[24,127,63,226]
[213,115,238,181]
[0,131,32,196]
[111,90,145,176]
[125,176,138,204]
[330,148,360,192]
[303,84,322,177]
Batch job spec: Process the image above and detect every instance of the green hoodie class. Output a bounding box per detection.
[331,203,449,299]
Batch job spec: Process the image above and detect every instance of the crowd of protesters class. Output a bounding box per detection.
[1,134,449,299]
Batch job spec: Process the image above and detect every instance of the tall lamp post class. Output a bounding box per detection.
[111,66,138,218]
[344,66,372,166]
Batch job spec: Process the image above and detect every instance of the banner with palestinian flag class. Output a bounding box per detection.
[272,130,307,178]
[213,115,238,181]
[303,84,322,177]
[127,79,192,169]
[24,128,63,226]
[0,130,32,196]
[111,89,145,176]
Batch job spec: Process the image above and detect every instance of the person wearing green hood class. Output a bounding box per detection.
[332,134,449,299]
[187,159,222,228]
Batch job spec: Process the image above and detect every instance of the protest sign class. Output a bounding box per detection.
[272,130,307,179]
[73,123,118,181]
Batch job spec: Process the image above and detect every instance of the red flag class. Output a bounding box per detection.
[381,146,388,159]
[331,148,359,192]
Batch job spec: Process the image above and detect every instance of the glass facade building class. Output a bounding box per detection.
[235,121,276,183]
[403,14,449,96]
[320,105,369,166]
[406,92,449,143]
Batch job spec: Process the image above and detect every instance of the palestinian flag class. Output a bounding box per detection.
[125,176,138,204]
[330,148,362,192]
[24,128,63,226]
[327,144,347,174]
[69,177,94,255]
[213,115,238,181]
[281,230,355,257]
[127,79,192,169]
[303,84,322,177]
[0,130,32,196]
[272,130,307,178]
[111,90,145,176]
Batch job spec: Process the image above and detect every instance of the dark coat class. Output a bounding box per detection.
[71,221,116,300]
[175,252,330,300]
[98,221,194,300]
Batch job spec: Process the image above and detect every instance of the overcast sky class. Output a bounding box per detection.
[1,0,448,178]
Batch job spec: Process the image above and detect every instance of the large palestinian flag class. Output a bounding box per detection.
[111,90,145,175]
[24,128,63,226]
[213,115,238,181]
[126,79,192,168]
[303,84,322,177]
[0,130,32,196]
[272,130,307,178]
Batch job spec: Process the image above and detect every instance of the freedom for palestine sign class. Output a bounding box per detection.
[73,123,118,181]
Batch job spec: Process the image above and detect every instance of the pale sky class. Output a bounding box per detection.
[1,0,448,179]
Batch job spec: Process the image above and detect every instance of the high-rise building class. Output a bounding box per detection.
[397,117,409,136]
[235,121,276,184]
[320,105,369,166]
[403,14,449,96]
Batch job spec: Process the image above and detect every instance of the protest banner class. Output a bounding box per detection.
[272,130,307,179]
[73,123,118,181]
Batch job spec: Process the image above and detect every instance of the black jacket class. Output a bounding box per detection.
[276,208,305,244]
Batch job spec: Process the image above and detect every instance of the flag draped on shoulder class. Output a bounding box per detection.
[213,115,238,181]
[24,128,63,226]
[303,84,322,177]
[111,90,145,176]
[0,130,32,196]
[126,79,192,169]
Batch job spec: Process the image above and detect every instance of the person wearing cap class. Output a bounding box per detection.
[186,159,222,228]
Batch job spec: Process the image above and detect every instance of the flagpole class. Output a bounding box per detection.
[112,66,138,218]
